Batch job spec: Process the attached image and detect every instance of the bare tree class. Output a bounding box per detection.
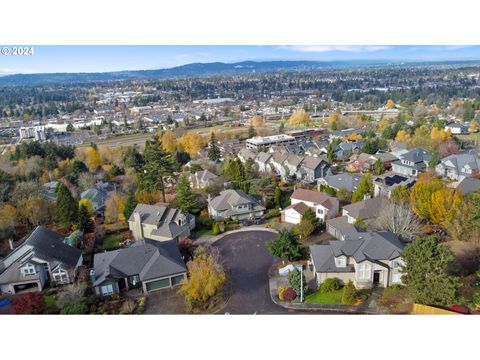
[371,202,421,242]
[78,172,95,192]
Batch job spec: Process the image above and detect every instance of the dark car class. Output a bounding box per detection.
[241,219,250,226]
[253,218,263,225]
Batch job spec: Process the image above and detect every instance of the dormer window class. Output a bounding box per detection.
[335,256,346,267]
[21,263,36,276]
[178,219,183,226]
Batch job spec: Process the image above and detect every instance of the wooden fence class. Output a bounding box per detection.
[412,303,460,315]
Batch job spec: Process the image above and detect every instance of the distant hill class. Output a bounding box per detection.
[0,59,479,87]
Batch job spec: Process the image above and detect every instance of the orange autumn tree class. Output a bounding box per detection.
[410,173,461,224]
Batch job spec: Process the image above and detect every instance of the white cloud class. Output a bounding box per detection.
[283,45,392,53]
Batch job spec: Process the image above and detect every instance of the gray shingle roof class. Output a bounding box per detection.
[209,189,263,212]
[342,196,390,221]
[323,173,363,192]
[93,240,186,286]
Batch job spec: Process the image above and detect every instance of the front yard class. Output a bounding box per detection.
[305,289,343,304]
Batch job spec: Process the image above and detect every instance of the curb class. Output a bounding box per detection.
[195,226,279,246]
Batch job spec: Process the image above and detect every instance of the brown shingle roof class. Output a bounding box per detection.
[291,188,338,209]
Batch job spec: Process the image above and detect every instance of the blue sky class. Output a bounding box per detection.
[1,45,480,75]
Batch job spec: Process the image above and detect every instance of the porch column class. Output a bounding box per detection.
[124,278,129,291]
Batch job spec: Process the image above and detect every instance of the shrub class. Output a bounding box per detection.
[278,285,289,301]
[43,295,59,314]
[288,268,307,294]
[282,287,297,302]
[120,299,136,314]
[212,221,220,235]
[263,209,280,219]
[11,293,46,314]
[341,280,357,305]
[320,278,341,293]
[60,302,88,314]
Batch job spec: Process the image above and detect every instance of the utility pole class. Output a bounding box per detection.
[300,265,304,303]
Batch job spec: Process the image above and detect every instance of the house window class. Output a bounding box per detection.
[101,284,114,296]
[335,256,346,267]
[393,259,403,269]
[53,269,69,283]
[317,208,324,215]
[357,262,371,280]
[392,273,402,283]
[21,263,36,276]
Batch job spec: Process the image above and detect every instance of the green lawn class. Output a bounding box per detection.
[304,289,343,304]
[194,228,214,238]
[102,232,126,250]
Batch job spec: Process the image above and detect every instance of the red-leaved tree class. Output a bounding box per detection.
[282,288,297,302]
[11,292,46,314]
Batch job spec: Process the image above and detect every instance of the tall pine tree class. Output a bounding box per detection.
[77,204,94,233]
[208,132,221,162]
[56,182,77,225]
[176,174,200,214]
[123,192,138,221]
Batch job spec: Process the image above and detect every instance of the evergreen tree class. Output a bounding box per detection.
[56,182,77,225]
[267,229,304,262]
[327,144,335,163]
[208,132,221,162]
[279,123,285,134]
[139,135,174,202]
[341,280,357,305]
[244,158,255,180]
[77,204,94,233]
[123,192,137,221]
[352,174,374,202]
[402,236,459,306]
[248,125,256,138]
[274,187,282,208]
[373,158,385,175]
[176,174,200,214]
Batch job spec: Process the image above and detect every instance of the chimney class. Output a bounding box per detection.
[8,239,14,250]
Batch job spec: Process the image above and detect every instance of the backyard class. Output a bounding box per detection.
[102,232,129,250]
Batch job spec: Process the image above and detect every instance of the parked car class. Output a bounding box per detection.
[241,219,250,226]
[449,305,470,314]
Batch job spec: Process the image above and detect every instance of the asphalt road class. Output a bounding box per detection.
[213,230,291,314]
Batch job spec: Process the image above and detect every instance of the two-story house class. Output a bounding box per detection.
[341,196,391,224]
[128,204,195,242]
[297,156,332,183]
[435,153,480,181]
[391,148,431,177]
[0,226,83,295]
[208,189,265,221]
[190,169,219,189]
[373,173,416,198]
[254,152,273,173]
[282,188,339,224]
[310,231,405,289]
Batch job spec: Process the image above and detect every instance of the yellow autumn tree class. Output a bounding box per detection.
[395,130,410,142]
[386,99,395,109]
[410,173,461,224]
[180,132,204,157]
[344,132,363,141]
[378,119,389,132]
[248,115,265,128]
[431,127,452,142]
[288,109,312,127]
[0,204,17,235]
[104,193,126,223]
[469,120,478,133]
[178,247,226,307]
[161,130,178,153]
[85,146,102,172]
[410,173,444,221]
[429,187,462,224]
[78,198,94,215]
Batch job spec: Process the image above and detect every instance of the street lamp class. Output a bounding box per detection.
[300,265,304,303]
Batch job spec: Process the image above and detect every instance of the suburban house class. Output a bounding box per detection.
[80,182,117,215]
[331,141,364,161]
[237,148,257,163]
[391,148,431,177]
[269,152,290,179]
[128,204,195,242]
[0,226,83,295]
[190,169,218,189]
[297,156,332,183]
[319,173,363,193]
[282,188,339,224]
[208,189,265,221]
[92,239,187,296]
[284,154,304,176]
[309,230,405,289]
[347,152,398,172]
[444,123,469,135]
[254,152,273,173]
[373,173,416,198]
[450,177,480,196]
[435,153,480,181]
[341,196,390,224]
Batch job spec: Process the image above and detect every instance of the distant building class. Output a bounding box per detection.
[246,134,296,150]
[19,126,46,141]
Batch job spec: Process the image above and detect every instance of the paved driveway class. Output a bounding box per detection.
[213,230,290,314]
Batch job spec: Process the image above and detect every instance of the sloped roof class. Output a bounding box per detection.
[209,189,263,212]
[342,196,391,220]
[323,173,363,192]
[283,202,311,215]
[291,188,338,209]
[93,240,186,286]
[255,151,273,164]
